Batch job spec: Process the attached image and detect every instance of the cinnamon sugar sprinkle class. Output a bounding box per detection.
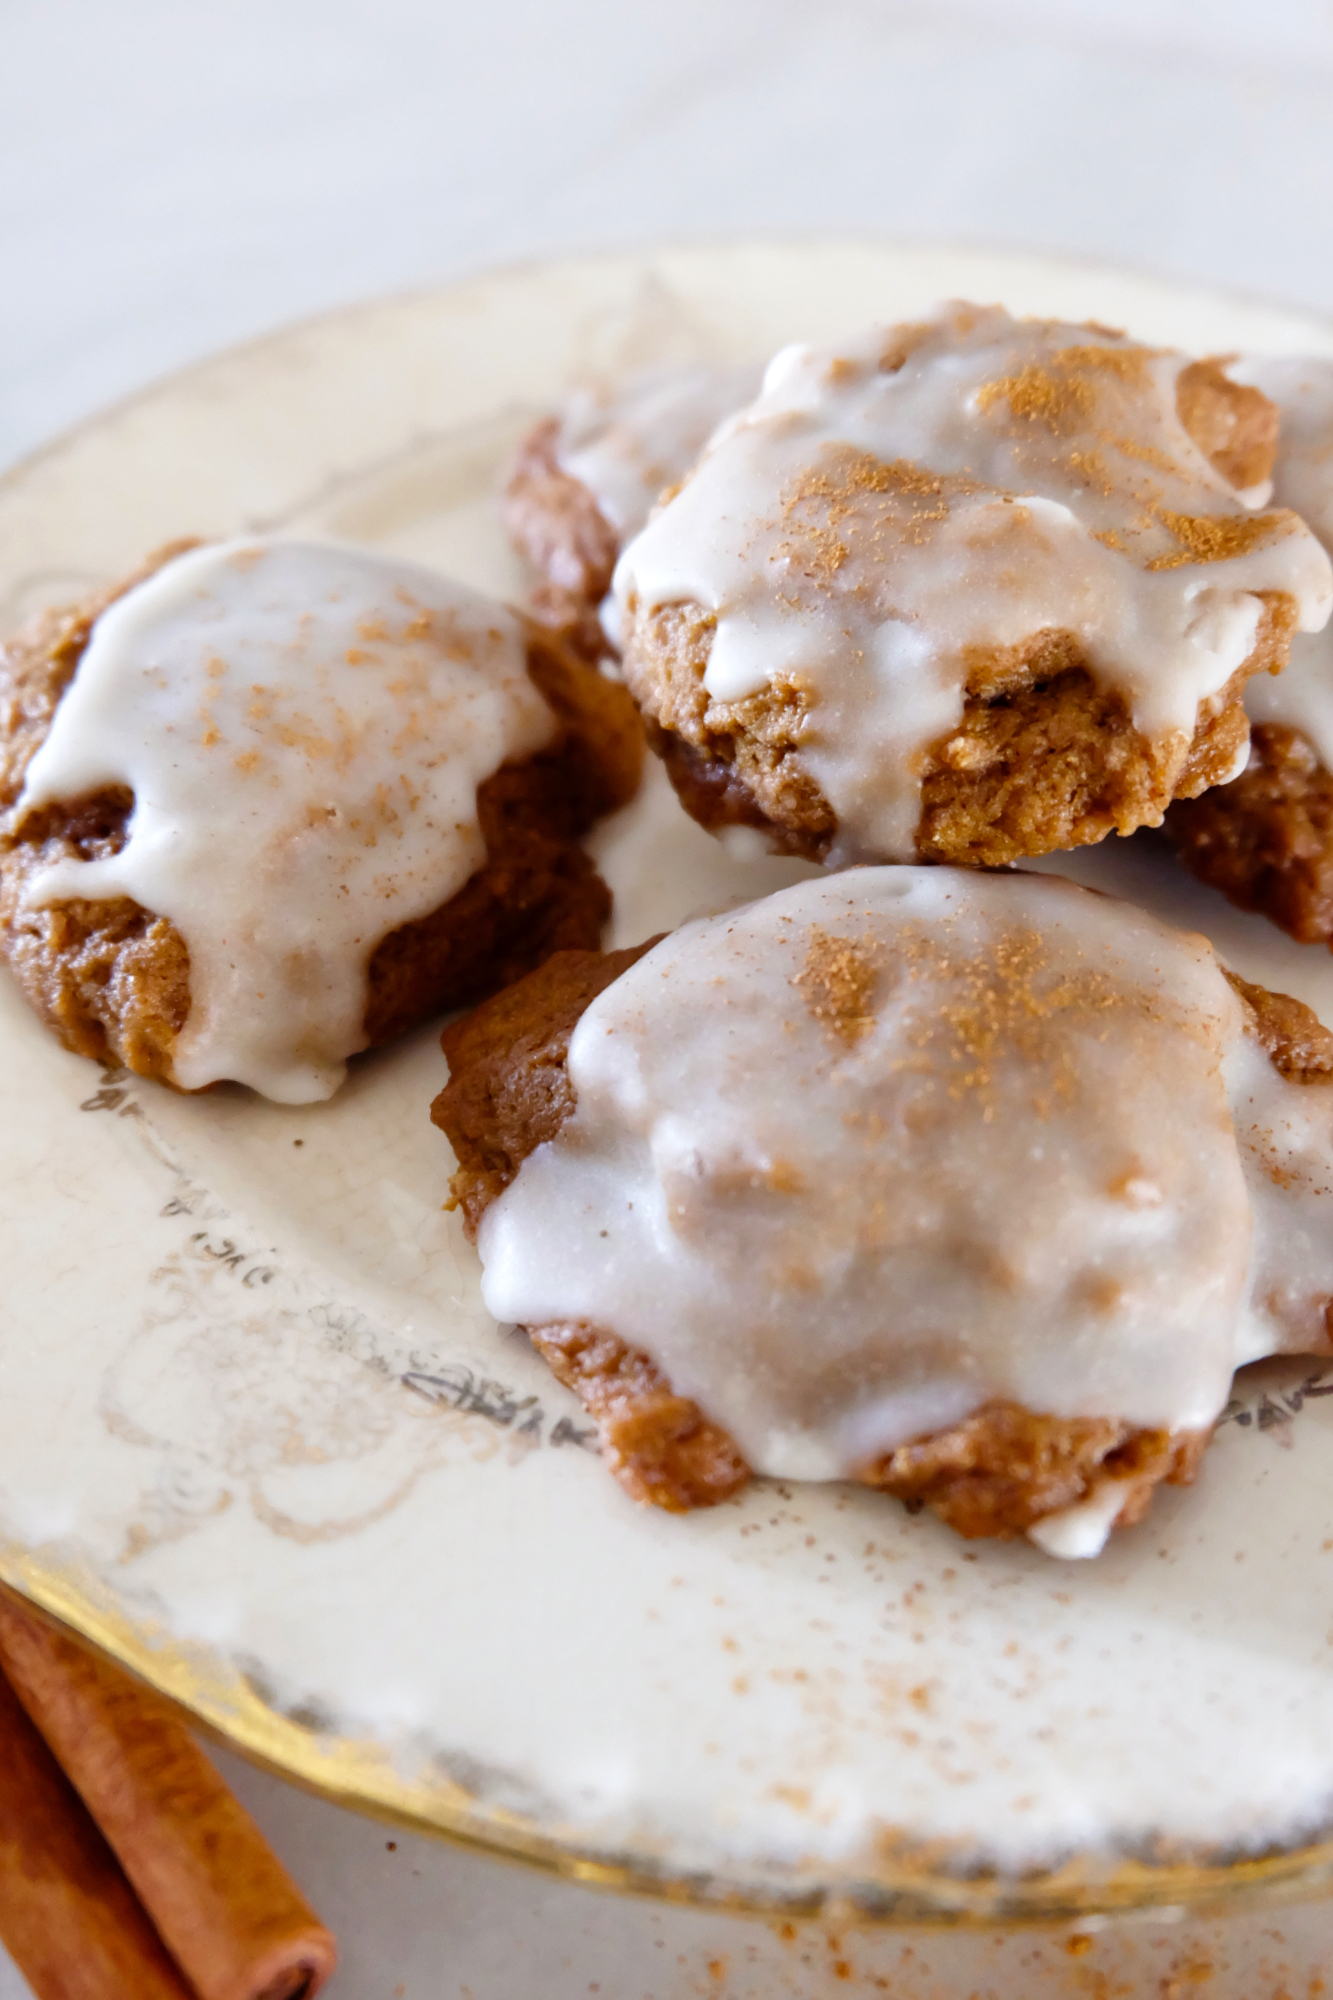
[791,917,1146,1100]
[1052,342,1157,384]
[776,452,974,582]
[792,926,882,1042]
[774,345,1289,593]
[1149,507,1293,569]
[929,927,1121,1109]
[977,344,1158,438]
[875,923,1149,1122]
[977,363,1094,434]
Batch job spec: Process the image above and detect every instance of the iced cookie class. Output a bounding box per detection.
[434,868,1333,1555]
[0,539,641,1102]
[612,306,1332,867]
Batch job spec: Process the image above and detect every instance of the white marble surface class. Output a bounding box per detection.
[6,1,1333,1992]
[8,0,1333,476]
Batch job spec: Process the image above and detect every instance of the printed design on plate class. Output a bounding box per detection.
[78,1069,595,1563]
[1218,1357,1333,1442]
[404,1365,595,1451]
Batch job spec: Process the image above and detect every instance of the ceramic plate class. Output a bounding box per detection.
[5,243,1333,1925]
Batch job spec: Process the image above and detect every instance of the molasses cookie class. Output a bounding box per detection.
[0,538,642,1101]
[612,305,1332,867]
[1169,357,1333,942]
[505,362,761,653]
[434,869,1333,1554]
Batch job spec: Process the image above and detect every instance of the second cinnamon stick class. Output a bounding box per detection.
[0,1661,193,2000]
[0,1591,336,2000]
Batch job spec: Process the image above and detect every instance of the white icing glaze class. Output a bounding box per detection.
[478,869,1333,1554]
[1026,1479,1138,1560]
[1035,1008,1333,1558]
[1231,356,1333,771]
[1228,1025,1333,1362]
[15,539,555,1103]
[556,362,763,542]
[614,307,1333,862]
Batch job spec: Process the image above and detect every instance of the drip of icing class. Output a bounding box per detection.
[15,539,555,1102]
[1232,356,1333,771]
[1027,1480,1137,1560]
[556,362,763,542]
[479,870,1333,1530]
[1030,1007,1333,1563]
[1228,1027,1333,1360]
[613,306,1333,863]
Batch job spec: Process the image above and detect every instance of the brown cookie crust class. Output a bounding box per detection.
[620,599,837,858]
[363,629,643,1045]
[1167,723,1333,947]
[0,791,191,1080]
[434,941,750,1512]
[0,554,643,1088]
[0,546,202,1076]
[620,592,1295,868]
[1222,965,1333,1082]
[430,939,1316,1536]
[526,1321,750,1511]
[437,938,659,1231]
[860,1406,1209,1540]
[504,418,621,660]
[1174,359,1280,493]
[643,717,808,852]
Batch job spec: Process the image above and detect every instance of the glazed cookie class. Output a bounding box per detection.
[434,869,1333,1555]
[1169,357,1333,942]
[0,538,642,1102]
[505,362,762,653]
[612,305,1333,867]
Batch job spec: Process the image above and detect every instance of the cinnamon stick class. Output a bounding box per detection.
[0,1660,194,2000]
[0,1592,337,2000]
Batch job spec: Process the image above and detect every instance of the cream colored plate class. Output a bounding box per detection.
[5,244,1333,1926]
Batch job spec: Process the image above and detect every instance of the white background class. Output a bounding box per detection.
[5,2,1333,1993]
[8,0,1333,474]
